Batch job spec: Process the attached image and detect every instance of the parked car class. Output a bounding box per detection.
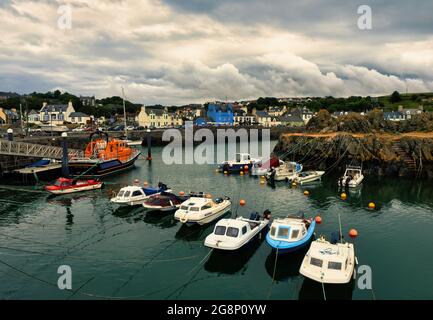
[135,126,145,131]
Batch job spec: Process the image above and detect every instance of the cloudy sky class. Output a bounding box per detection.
[0,0,432,104]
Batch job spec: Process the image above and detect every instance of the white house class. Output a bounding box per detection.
[39,101,75,124]
[27,109,40,124]
[69,112,92,124]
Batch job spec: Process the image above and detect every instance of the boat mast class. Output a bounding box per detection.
[121,86,127,139]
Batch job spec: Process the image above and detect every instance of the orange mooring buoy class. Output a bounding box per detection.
[349,229,358,238]
[240,199,246,206]
[315,216,322,224]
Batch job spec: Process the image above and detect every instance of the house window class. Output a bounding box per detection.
[58,114,64,121]
[71,117,75,122]
[51,114,56,120]
[78,117,82,122]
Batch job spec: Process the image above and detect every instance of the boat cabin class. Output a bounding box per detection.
[233,153,251,163]
[213,213,261,238]
[116,185,163,199]
[179,197,215,212]
[85,138,133,162]
[268,218,309,242]
[343,166,362,178]
[301,239,354,283]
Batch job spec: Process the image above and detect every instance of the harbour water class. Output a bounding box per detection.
[0,141,432,300]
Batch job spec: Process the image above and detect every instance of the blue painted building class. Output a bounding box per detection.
[207,103,234,125]
[195,117,207,126]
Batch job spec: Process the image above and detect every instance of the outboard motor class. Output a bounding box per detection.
[249,212,260,221]
[215,197,223,204]
[331,231,342,244]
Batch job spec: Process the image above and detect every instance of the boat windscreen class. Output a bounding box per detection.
[226,227,239,238]
[277,227,289,238]
[190,207,200,211]
[180,205,189,210]
[328,261,342,270]
[117,190,125,197]
[291,229,300,239]
[214,226,226,235]
[123,191,130,197]
[270,226,276,236]
[310,257,323,267]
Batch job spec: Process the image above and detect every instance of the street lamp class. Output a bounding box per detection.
[146,128,152,161]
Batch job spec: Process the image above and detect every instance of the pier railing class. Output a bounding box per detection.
[0,139,83,160]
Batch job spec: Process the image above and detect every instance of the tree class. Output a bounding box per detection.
[390,91,401,103]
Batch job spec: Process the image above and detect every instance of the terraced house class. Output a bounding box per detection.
[137,106,182,128]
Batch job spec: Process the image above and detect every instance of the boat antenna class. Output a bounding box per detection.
[122,86,128,139]
[337,211,343,244]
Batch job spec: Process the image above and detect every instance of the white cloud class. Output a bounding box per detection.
[0,0,432,104]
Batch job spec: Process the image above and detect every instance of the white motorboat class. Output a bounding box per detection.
[266,161,303,181]
[251,158,284,176]
[174,196,231,226]
[338,166,364,188]
[204,212,270,250]
[110,182,171,206]
[218,153,261,173]
[294,170,325,185]
[299,235,356,284]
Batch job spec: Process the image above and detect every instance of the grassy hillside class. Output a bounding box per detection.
[378,92,433,111]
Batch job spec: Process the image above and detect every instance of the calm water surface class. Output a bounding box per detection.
[0,141,432,300]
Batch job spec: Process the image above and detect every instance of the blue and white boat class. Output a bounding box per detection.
[110,182,171,206]
[218,153,260,173]
[266,215,316,254]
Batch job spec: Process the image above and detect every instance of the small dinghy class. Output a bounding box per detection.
[174,195,231,226]
[142,191,190,211]
[110,182,171,206]
[294,170,325,185]
[218,153,261,173]
[299,235,357,284]
[266,161,303,182]
[251,157,284,176]
[45,177,103,195]
[266,215,316,254]
[204,212,270,250]
[338,166,364,188]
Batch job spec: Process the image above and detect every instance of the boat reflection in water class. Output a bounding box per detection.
[204,235,265,275]
[46,193,97,206]
[298,277,355,300]
[264,247,308,281]
[175,222,220,242]
[141,210,177,229]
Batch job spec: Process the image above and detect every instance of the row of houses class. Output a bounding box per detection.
[27,101,92,125]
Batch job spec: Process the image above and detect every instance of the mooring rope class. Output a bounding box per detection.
[266,246,279,300]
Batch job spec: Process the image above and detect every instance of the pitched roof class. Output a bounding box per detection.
[256,111,270,117]
[279,114,304,122]
[69,112,89,117]
[41,104,69,112]
[28,109,39,115]
[147,108,165,116]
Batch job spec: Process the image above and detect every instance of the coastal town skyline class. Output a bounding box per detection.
[1,0,433,105]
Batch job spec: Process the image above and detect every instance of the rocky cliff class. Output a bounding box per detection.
[273,133,433,178]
